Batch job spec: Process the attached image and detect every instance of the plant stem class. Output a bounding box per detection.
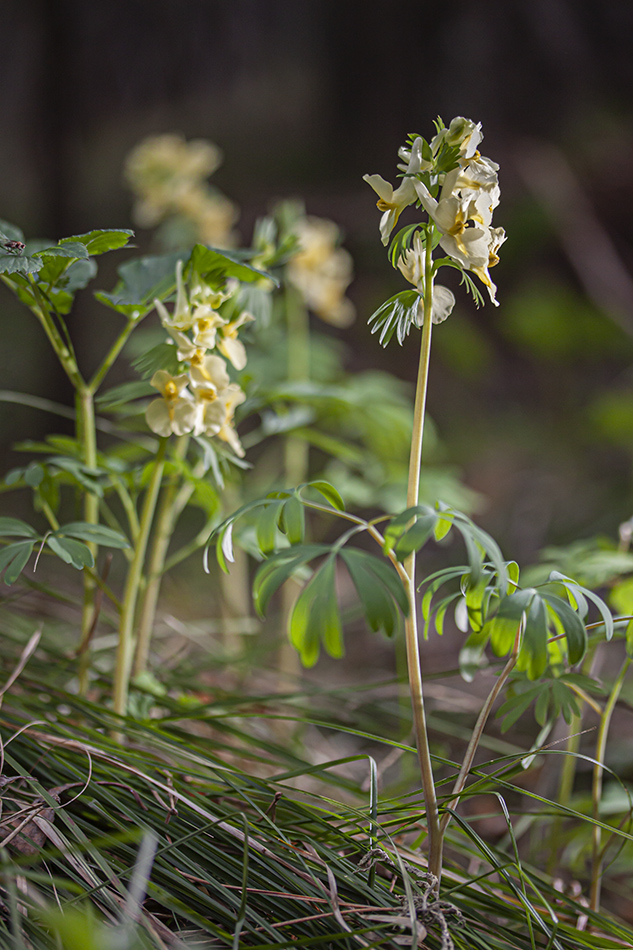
[280,285,311,681]
[113,439,167,726]
[402,231,442,885]
[88,315,140,394]
[76,385,100,695]
[24,277,84,389]
[133,436,190,678]
[590,654,631,912]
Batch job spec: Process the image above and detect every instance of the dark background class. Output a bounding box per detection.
[3,0,633,565]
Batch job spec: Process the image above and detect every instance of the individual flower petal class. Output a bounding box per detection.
[191,306,226,349]
[216,311,255,370]
[217,335,247,371]
[397,136,432,176]
[153,261,193,331]
[145,394,197,437]
[363,174,417,245]
[469,227,507,306]
[431,116,483,159]
[150,370,190,398]
[189,352,231,389]
[193,386,227,436]
[216,384,247,457]
[428,285,455,325]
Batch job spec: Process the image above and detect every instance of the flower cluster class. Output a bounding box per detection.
[364,116,505,307]
[285,216,355,327]
[145,262,251,456]
[125,134,238,247]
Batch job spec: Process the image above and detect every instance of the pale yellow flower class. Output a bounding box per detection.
[125,134,224,227]
[191,306,227,350]
[146,371,196,436]
[286,217,355,326]
[414,181,491,272]
[431,117,483,159]
[216,384,247,457]
[469,227,506,306]
[154,260,192,331]
[188,352,231,390]
[362,174,417,246]
[216,311,255,370]
[175,185,238,248]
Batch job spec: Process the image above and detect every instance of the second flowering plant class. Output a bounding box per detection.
[211,117,607,897]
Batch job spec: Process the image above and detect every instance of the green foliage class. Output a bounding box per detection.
[498,671,603,732]
[367,289,422,346]
[95,250,186,316]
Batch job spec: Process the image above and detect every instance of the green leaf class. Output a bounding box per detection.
[367,290,421,347]
[289,555,342,665]
[383,505,438,556]
[36,255,98,295]
[626,618,633,657]
[0,540,34,584]
[47,457,104,497]
[305,480,345,511]
[59,522,130,549]
[340,548,405,637]
[132,342,182,380]
[47,536,95,570]
[96,380,154,409]
[459,627,490,682]
[541,592,587,665]
[34,241,90,260]
[550,571,613,642]
[517,595,549,680]
[60,229,134,255]
[95,250,185,316]
[189,243,275,286]
[0,253,43,276]
[393,513,438,560]
[487,589,535,657]
[256,500,284,555]
[434,515,452,542]
[387,224,423,268]
[0,517,39,539]
[497,686,542,732]
[24,463,45,487]
[252,544,327,616]
[281,495,305,545]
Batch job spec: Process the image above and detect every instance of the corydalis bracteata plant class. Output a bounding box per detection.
[364,116,505,346]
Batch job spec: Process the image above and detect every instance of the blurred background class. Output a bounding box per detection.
[3,0,633,564]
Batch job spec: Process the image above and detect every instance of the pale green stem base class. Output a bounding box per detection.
[279,285,310,682]
[77,386,99,696]
[133,436,191,678]
[113,439,167,728]
[590,655,631,912]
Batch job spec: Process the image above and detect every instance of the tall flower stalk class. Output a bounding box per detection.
[364,116,505,883]
[402,229,442,878]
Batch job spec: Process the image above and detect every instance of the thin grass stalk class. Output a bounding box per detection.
[439,628,520,836]
[403,229,442,884]
[590,654,631,912]
[133,436,190,677]
[113,438,167,725]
